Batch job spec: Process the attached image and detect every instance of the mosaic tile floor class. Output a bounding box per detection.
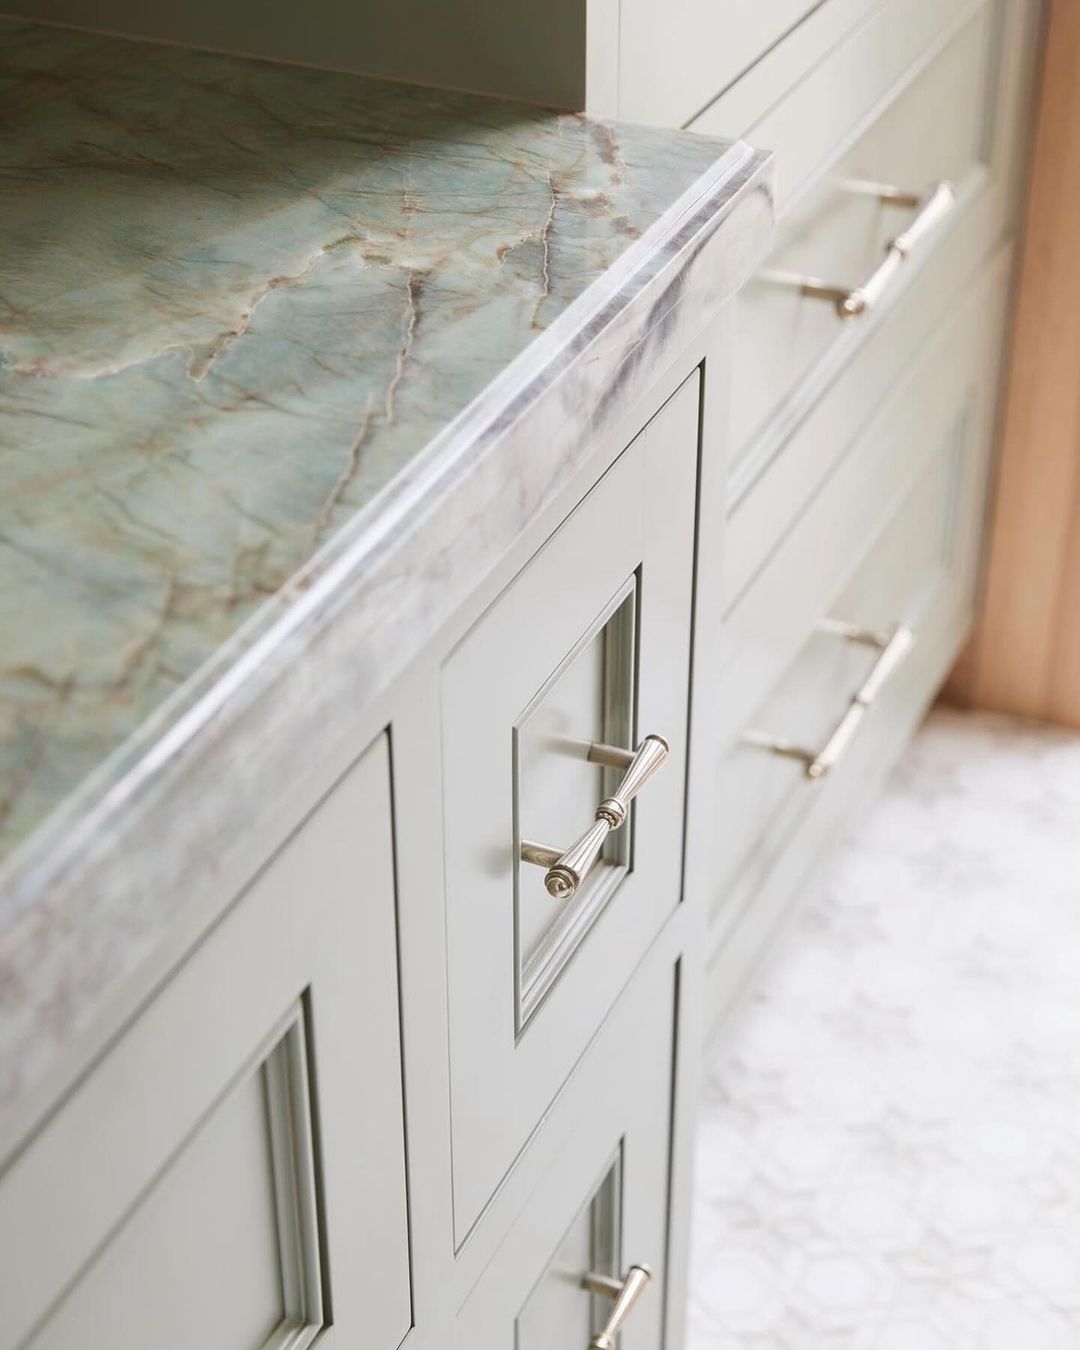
[689,708,1080,1349]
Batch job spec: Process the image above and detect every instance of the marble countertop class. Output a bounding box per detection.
[0,18,772,1135]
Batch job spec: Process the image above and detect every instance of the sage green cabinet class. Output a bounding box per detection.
[0,737,409,1350]
[0,4,1045,1347]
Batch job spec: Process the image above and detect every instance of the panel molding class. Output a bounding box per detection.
[261,1005,325,1350]
[513,575,637,1029]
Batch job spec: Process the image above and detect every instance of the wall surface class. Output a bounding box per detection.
[0,0,587,106]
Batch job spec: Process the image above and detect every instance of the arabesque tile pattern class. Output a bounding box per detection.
[691,709,1080,1349]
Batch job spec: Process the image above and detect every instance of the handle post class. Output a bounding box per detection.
[763,180,955,319]
[587,1263,652,1350]
[744,623,914,780]
[520,734,669,899]
[840,180,954,317]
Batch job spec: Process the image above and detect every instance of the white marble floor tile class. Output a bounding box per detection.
[690,708,1080,1350]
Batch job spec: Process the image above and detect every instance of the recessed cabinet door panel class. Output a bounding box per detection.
[443,373,699,1242]
[716,434,962,910]
[0,736,410,1350]
[29,1023,309,1350]
[456,965,675,1350]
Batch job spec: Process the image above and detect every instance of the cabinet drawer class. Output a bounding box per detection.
[442,372,698,1243]
[456,964,675,1350]
[706,248,1008,940]
[617,0,820,128]
[728,0,1002,471]
[0,737,410,1350]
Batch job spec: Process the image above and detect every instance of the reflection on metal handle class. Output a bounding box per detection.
[520,735,669,899]
[767,180,955,319]
[585,1263,652,1350]
[744,622,914,781]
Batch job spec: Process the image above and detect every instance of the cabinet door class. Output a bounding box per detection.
[442,373,698,1242]
[0,736,410,1350]
[456,963,675,1350]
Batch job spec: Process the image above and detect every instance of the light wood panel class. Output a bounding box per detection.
[947,0,1080,725]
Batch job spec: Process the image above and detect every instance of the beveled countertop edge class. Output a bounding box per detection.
[0,138,774,1144]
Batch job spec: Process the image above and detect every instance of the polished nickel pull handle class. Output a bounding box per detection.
[744,621,914,781]
[584,1263,652,1349]
[520,734,669,899]
[765,180,955,319]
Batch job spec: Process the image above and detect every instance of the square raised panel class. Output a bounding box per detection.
[442,372,699,1242]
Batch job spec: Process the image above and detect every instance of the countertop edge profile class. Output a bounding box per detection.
[0,137,774,1147]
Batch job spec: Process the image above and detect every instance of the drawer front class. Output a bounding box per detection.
[717,442,960,912]
[443,372,698,1243]
[702,0,982,211]
[455,965,675,1350]
[616,0,820,128]
[706,247,1008,939]
[730,0,1000,469]
[0,737,410,1350]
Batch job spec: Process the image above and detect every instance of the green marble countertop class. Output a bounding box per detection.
[0,17,779,1132]
[0,20,739,871]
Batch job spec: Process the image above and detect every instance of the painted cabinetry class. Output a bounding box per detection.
[0,2,1042,1348]
[0,739,409,1350]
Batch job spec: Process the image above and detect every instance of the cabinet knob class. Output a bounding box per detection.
[520,734,669,898]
